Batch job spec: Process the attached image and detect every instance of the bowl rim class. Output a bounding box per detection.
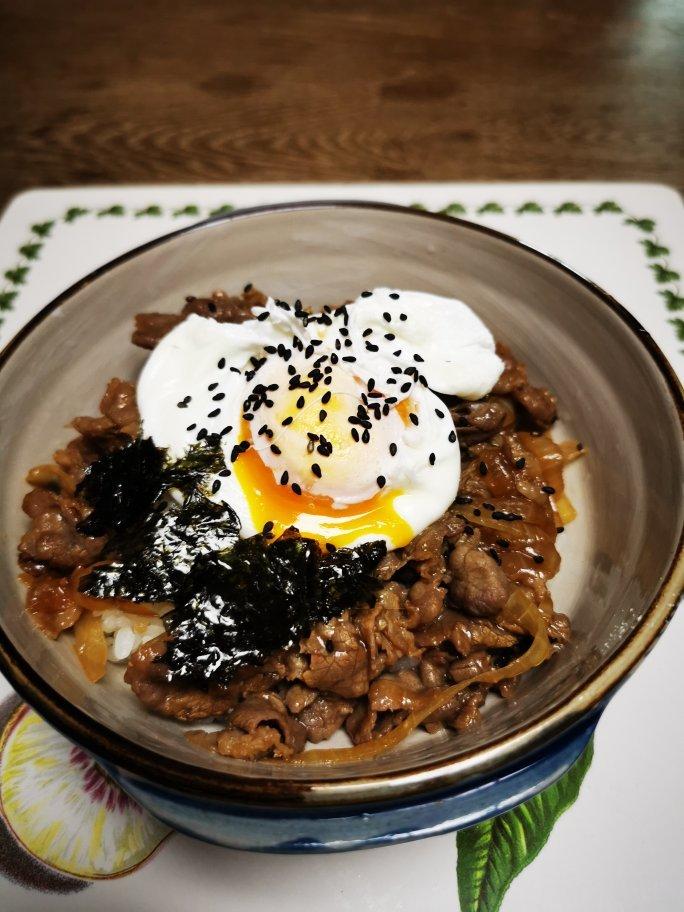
[0,199,682,807]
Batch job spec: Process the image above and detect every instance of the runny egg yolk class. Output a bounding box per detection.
[233,416,414,549]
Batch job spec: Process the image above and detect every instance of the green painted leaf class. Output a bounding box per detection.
[441,202,467,216]
[4,266,29,285]
[624,216,655,233]
[135,205,163,217]
[660,290,684,311]
[554,201,582,214]
[650,263,680,284]
[97,204,126,217]
[477,202,504,214]
[456,738,594,912]
[516,201,543,214]
[173,204,200,217]
[209,204,234,217]
[31,220,54,237]
[19,242,42,260]
[670,318,684,341]
[0,289,18,310]
[594,200,622,214]
[641,239,670,258]
[64,206,89,222]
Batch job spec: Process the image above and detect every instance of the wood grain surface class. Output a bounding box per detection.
[1,0,682,207]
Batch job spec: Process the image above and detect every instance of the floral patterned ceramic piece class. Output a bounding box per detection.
[0,183,681,911]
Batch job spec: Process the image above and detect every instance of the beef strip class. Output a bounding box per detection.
[19,489,106,571]
[132,287,267,349]
[296,694,355,743]
[301,615,370,698]
[448,541,510,618]
[493,342,557,428]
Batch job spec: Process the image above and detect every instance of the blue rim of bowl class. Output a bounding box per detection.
[0,200,681,808]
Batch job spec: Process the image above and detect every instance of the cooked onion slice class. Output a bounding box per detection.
[290,588,552,764]
[73,611,108,682]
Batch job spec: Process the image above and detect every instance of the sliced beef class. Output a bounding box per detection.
[301,615,369,698]
[493,342,557,428]
[448,541,510,618]
[132,287,267,349]
[415,608,517,656]
[297,694,355,743]
[19,489,106,571]
[228,693,307,756]
[71,378,140,440]
[124,636,237,722]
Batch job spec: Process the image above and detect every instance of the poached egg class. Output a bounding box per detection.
[137,288,503,549]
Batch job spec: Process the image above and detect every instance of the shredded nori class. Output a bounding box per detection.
[76,435,387,685]
[76,437,165,536]
[164,536,386,686]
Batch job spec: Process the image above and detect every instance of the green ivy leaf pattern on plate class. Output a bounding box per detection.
[4,266,29,285]
[18,243,42,261]
[31,220,54,237]
[441,202,467,216]
[64,207,89,223]
[97,205,126,217]
[456,738,594,912]
[650,263,680,284]
[135,205,163,218]
[660,290,684,311]
[209,204,234,217]
[554,201,583,214]
[516,202,543,214]
[477,202,504,214]
[670,317,684,340]
[173,205,200,217]
[641,239,670,258]
[0,290,18,310]
[624,216,656,233]
[594,200,623,214]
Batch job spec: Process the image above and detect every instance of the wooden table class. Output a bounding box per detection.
[1,0,682,209]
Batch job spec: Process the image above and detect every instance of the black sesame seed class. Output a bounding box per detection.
[220,425,233,436]
[533,554,545,564]
[311,463,322,478]
[399,313,407,321]
[219,468,231,478]
[270,444,282,455]
[291,483,302,495]
[365,342,379,352]
[212,392,225,401]
[361,290,372,297]
[435,408,445,419]
[207,301,217,313]
[389,293,400,300]
[429,452,436,466]
[361,429,370,443]
[177,400,188,409]
[473,508,481,516]
[506,512,523,521]
[217,357,226,369]
[208,408,221,418]
[393,350,402,356]
[383,311,391,322]
[186,423,197,431]
[296,396,305,409]
[342,355,356,363]
[409,412,419,426]
[556,526,565,533]
[256,311,269,321]
[211,479,221,495]
[319,409,327,422]
[391,366,402,375]
[351,428,360,442]
[491,510,506,520]
[377,475,386,488]
[478,461,488,476]
[448,430,457,443]
[385,333,395,341]
[197,428,208,441]
[455,495,473,504]
[280,471,289,485]
[262,521,274,536]
[264,345,277,354]
[282,416,293,426]
[577,442,584,451]
[542,485,556,494]
[321,390,332,404]
[400,382,411,393]
[489,548,502,566]
[514,457,526,469]
[413,353,424,363]
[497,539,510,549]
[362,328,373,337]
[464,525,474,535]
[483,502,495,510]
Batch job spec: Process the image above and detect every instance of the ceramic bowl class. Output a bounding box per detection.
[0,202,681,852]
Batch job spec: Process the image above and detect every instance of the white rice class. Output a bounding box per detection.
[100,609,166,663]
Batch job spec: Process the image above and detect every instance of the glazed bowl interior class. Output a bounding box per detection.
[0,203,681,797]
